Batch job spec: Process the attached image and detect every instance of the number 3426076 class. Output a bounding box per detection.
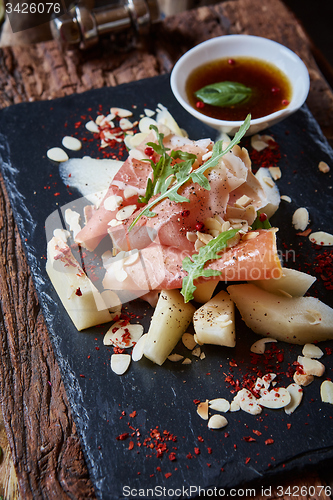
[5,2,61,14]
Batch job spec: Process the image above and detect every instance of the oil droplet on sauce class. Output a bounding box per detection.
[186,57,292,121]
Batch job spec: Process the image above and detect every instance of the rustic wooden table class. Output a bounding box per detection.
[0,0,332,498]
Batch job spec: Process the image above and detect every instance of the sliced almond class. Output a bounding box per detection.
[197,400,209,420]
[280,195,292,203]
[47,147,69,162]
[235,388,262,415]
[257,387,291,409]
[111,353,131,375]
[197,231,213,245]
[302,343,324,359]
[262,373,277,389]
[251,134,274,152]
[230,400,240,412]
[111,107,133,118]
[186,231,197,242]
[208,414,228,429]
[119,118,134,131]
[85,120,99,133]
[182,333,197,350]
[104,195,123,211]
[234,194,252,208]
[132,333,148,362]
[123,187,138,199]
[263,176,275,188]
[167,353,184,362]
[209,398,230,412]
[318,161,330,173]
[309,231,333,246]
[297,355,325,377]
[293,372,314,386]
[192,346,201,357]
[116,204,137,221]
[104,322,144,348]
[268,166,281,180]
[320,380,333,404]
[95,114,105,125]
[182,358,192,365]
[250,338,277,354]
[292,207,309,231]
[204,217,223,232]
[284,383,303,414]
[62,136,82,151]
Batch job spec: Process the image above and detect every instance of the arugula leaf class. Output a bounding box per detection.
[181,229,239,303]
[195,81,252,107]
[129,114,251,230]
[138,125,197,205]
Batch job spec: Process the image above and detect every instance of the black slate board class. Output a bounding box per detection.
[0,73,333,499]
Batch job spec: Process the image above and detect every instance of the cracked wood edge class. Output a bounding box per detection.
[0,173,96,499]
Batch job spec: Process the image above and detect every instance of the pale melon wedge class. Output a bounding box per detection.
[227,283,333,344]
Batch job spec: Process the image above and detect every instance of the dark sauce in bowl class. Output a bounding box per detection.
[186,57,292,121]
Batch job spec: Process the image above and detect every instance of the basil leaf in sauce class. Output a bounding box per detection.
[195,81,252,107]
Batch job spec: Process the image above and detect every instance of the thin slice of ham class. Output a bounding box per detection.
[103,229,282,293]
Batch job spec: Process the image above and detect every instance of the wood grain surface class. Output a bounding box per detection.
[0,0,332,498]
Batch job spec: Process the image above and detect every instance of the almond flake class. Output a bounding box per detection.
[132,334,148,362]
[268,166,281,180]
[204,217,222,232]
[251,134,274,152]
[85,120,99,133]
[197,400,209,420]
[208,414,228,429]
[197,231,213,245]
[111,353,131,375]
[257,387,291,409]
[209,398,230,412]
[250,338,277,354]
[123,187,138,199]
[230,400,240,412]
[119,118,134,131]
[123,249,139,266]
[234,194,252,208]
[186,231,197,242]
[95,115,105,125]
[292,207,309,231]
[144,108,155,117]
[263,176,275,188]
[104,321,144,348]
[309,231,333,246]
[167,353,184,362]
[234,388,262,415]
[297,356,325,377]
[182,333,197,350]
[111,107,133,118]
[104,195,123,211]
[320,380,333,404]
[62,136,82,151]
[318,161,330,173]
[293,372,314,386]
[116,204,137,221]
[284,383,303,414]
[199,352,206,360]
[302,343,324,359]
[192,346,201,357]
[108,219,123,227]
[280,195,292,203]
[182,357,192,365]
[47,147,69,162]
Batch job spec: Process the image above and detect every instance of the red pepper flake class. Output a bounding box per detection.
[287,423,292,429]
[79,374,85,378]
[197,436,204,442]
[156,466,161,472]
[253,430,262,436]
[75,287,82,296]
[165,472,172,479]
[207,447,212,454]
[168,452,176,461]
[243,436,256,442]
[265,438,274,445]
[54,192,61,197]
[186,453,193,459]
[245,457,251,464]
[128,441,134,450]
[129,410,136,418]
[194,447,200,455]
[116,432,129,441]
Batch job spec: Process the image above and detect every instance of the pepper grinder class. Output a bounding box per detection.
[50,0,160,50]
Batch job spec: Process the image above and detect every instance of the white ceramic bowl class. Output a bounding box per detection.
[170,35,310,136]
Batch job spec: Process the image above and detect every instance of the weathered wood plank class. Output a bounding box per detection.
[0,1,332,498]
